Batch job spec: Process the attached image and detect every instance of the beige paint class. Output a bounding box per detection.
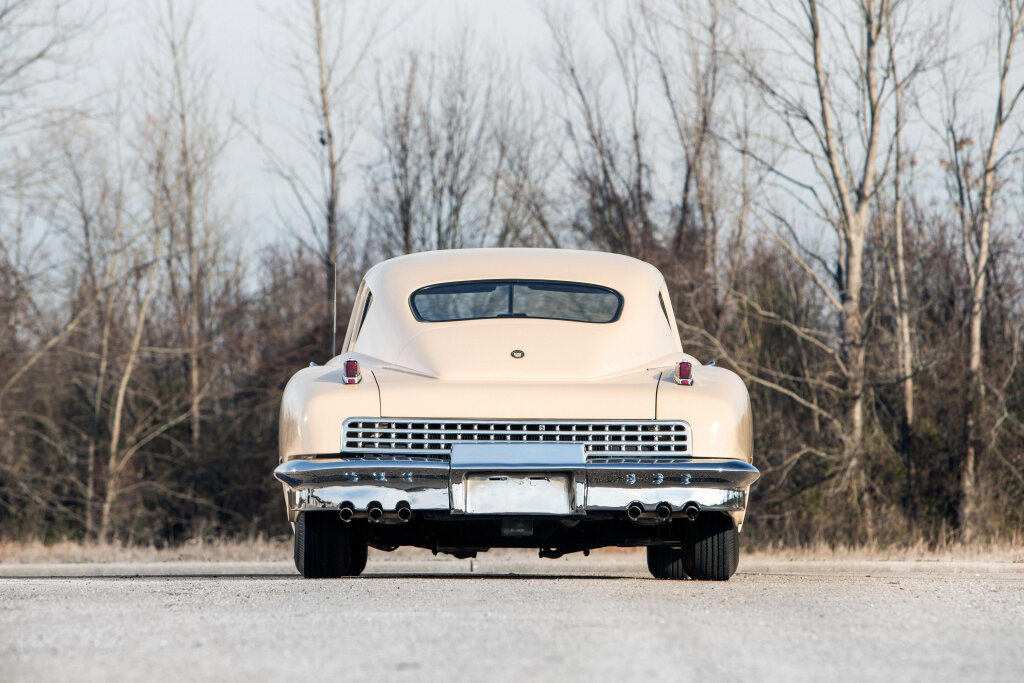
[279,248,753,464]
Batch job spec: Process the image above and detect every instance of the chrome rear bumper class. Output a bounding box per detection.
[275,443,758,522]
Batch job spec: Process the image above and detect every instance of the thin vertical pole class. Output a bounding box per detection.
[331,261,338,358]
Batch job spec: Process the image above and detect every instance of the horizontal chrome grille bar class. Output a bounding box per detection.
[311,454,449,463]
[586,456,696,465]
[342,418,691,458]
[339,428,684,432]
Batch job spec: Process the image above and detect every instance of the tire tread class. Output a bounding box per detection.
[294,512,363,578]
[683,513,739,581]
[646,545,688,579]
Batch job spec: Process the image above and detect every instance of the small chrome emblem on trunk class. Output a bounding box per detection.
[511,349,525,358]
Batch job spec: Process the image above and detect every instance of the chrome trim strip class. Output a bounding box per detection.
[585,459,760,489]
[298,485,450,512]
[584,487,747,512]
[274,455,758,516]
[584,460,758,511]
[274,458,450,490]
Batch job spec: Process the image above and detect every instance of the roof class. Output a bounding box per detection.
[362,248,665,296]
[352,248,682,378]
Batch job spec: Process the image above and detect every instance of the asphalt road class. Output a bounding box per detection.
[1,550,1022,682]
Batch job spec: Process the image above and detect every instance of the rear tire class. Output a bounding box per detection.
[293,512,365,578]
[682,513,739,581]
[646,545,688,579]
[348,542,369,576]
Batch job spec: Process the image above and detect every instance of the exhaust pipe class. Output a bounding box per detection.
[396,502,412,522]
[367,502,384,522]
[626,502,644,521]
[655,502,673,520]
[338,502,355,522]
[682,502,700,521]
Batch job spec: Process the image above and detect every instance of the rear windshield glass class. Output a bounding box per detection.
[410,280,623,323]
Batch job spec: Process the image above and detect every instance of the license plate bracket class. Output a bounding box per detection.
[464,473,572,514]
[449,443,587,514]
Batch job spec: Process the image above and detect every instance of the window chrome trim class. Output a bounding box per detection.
[408,279,624,324]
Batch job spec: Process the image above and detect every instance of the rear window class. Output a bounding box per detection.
[410,279,623,323]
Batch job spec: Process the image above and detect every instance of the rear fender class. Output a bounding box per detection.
[279,356,381,461]
[655,363,753,462]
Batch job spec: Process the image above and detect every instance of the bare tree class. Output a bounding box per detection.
[59,127,130,538]
[256,0,382,357]
[939,0,1024,539]
[88,0,233,539]
[889,51,915,435]
[490,90,562,248]
[639,0,766,339]
[423,35,494,251]
[0,0,89,194]
[367,32,497,256]
[642,0,724,271]
[138,1,228,460]
[98,251,160,541]
[0,0,92,391]
[369,50,423,256]
[878,2,942,491]
[544,5,657,258]
[5,0,1024,550]
[738,1,911,532]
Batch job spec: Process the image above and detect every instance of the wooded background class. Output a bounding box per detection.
[2,0,1023,547]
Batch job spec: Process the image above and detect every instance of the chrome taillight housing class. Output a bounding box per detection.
[343,358,361,384]
[673,360,693,386]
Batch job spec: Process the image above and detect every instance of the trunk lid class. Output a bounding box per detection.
[372,367,661,420]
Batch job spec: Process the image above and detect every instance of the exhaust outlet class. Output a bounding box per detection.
[367,502,384,522]
[655,502,673,520]
[626,502,644,521]
[396,502,412,522]
[338,502,355,522]
[682,502,700,521]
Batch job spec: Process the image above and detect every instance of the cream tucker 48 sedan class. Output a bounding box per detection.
[274,249,758,580]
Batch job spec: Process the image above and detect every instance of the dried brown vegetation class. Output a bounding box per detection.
[2,0,1024,550]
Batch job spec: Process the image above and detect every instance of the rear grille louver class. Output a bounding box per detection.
[342,419,691,460]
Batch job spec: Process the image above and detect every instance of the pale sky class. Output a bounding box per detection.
[59,0,1011,270]
[86,0,558,255]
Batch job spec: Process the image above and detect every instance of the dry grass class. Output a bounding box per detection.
[745,539,1024,563]
[0,537,291,564]
[1,536,1022,565]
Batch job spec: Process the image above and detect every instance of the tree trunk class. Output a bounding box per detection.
[842,220,868,476]
[85,441,96,538]
[959,0,1022,536]
[894,215,914,429]
[889,51,915,507]
[98,477,117,543]
[893,184,915,511]
[807,0,883,484]
[169,2,202,455]
[962,208,992,541]
[86,295,113,539]
[313,0,340,358]
[87,299,110,539]
[100,260,158,542]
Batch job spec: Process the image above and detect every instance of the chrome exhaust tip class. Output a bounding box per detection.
[396,502,412,522]
[655,502,673,520]
[338,502,355,522]
[626,502,644,521]
[367,502,384,522]
[682,502,700,521]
